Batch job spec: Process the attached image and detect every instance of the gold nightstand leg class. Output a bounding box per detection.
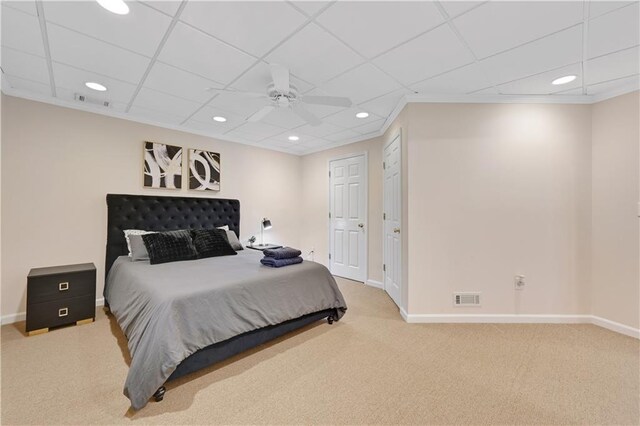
[76,318,94,326]
[28,328,49,336]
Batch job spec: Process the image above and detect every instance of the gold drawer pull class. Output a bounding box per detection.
[59,282,69,291]
[58,308,68,317]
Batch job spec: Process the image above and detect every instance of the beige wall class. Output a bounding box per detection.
[405,102,593,315]
[1,95,302,318]
[300,136,384,283]
[591,91,640,329]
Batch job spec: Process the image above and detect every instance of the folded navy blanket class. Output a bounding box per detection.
[260,256,303,268]
[263,246,302,259]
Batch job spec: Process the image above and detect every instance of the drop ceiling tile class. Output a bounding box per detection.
[323,107,382,129]
[261,107,307,129]
[145,61,224,104]
[209,93,272,118]
[497,63,583,95]
[129,104,184,125]
[589,1,634,19]
[410,62,494,94]
[587,74,639,94]
[188,105,246,130]
[470,86,499,95]
[4,74,50,96]
[1,47,49,84]
[554,87,584,95]
[587,3,639,59]
[316,1,443,58]
[352,118,385,135]
[230,121,286,139]
[180,2,307,57]
[223,129,266,143]
[289,1,332,17]
[184,119,235,136]
[47,23,150,83]
[44,1,171,57]
[230,62,313,96]
[440,1,486,18]
[158,22,256,84]
[266,22,364,86]
[453,1,583,59]
[320,63,402,104]
[141,1,182,17]
[131,87,201,122]
[294,121,345,138]
[586,46,640,85]
[373,24,474,85]
[298,138,333,150]
[478,25,583,87]
[359,89,410,118]
[3,1,37,16]
[1,5,45,57]
[324,129,360,142]
[52,62,137,104]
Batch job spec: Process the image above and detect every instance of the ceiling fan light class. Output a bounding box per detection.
[96,0,129,15]
[551,75,577,85]
[355,111,369,119]
[288,135,300,141]
[212,116,227,122]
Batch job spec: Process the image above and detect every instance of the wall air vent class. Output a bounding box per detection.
[453,292,481,307]
[74,93,110,108]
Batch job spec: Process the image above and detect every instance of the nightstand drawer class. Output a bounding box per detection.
[27,270,95,304]
[26,295,95,332]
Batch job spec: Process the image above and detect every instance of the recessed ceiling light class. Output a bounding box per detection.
[288,135,300,141]
[552,75,577,85]
[355,111,369,119]
[212,116,227,122]
[96,0,129,15]
[85,82,107,91]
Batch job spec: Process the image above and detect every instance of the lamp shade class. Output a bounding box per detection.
[262,218,272,230]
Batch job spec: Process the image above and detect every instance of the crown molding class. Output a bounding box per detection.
[405,92,595,104]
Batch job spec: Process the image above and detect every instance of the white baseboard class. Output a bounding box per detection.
[365,279,383,289]
[1,298,105,325]
[403,314,592,324]
[401,312,639,339]
[591,316,640,339]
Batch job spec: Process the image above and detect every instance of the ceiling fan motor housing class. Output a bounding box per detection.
[267,83,298,107]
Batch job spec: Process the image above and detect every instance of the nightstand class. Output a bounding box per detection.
[26,263,96,336]
[246,244,283,251]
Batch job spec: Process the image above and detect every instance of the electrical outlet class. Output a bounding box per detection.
[514,275,525,290]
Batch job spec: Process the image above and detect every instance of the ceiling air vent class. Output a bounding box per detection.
[453,292,481,307]
[74,93,110,108]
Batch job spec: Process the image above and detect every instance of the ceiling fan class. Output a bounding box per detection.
[208,64,352,126]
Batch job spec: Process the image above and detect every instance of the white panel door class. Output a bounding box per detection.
[383,133,402,307]
[329,154,367,282]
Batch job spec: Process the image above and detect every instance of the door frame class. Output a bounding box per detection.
[383,130,402,307]
[327,151,368,283]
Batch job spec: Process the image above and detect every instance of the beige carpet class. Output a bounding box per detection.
[1,278,638,425]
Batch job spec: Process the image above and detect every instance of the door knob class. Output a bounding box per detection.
[358,223,364,228]
[393,227,400,233]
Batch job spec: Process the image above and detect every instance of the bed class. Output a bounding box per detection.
[103,194,347,410]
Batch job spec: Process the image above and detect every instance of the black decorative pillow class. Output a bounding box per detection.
[141,230,198,265]
[191,229,237,259]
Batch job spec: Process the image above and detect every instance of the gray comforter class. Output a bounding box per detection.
[105,250,347,410]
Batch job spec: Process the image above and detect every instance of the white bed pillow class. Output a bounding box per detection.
[216,225,230,231]
[123,229,155,257]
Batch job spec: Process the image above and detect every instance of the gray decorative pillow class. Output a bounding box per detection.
[225,229,243,251]
[129,234,151,261]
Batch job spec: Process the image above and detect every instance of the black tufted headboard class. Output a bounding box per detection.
[105,194,240,278]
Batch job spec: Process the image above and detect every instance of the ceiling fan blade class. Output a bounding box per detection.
[206,87,267,98]
[246,105,275,122]
[301,95,352,108]
[293,104,322,126]
[270,63,290,93]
